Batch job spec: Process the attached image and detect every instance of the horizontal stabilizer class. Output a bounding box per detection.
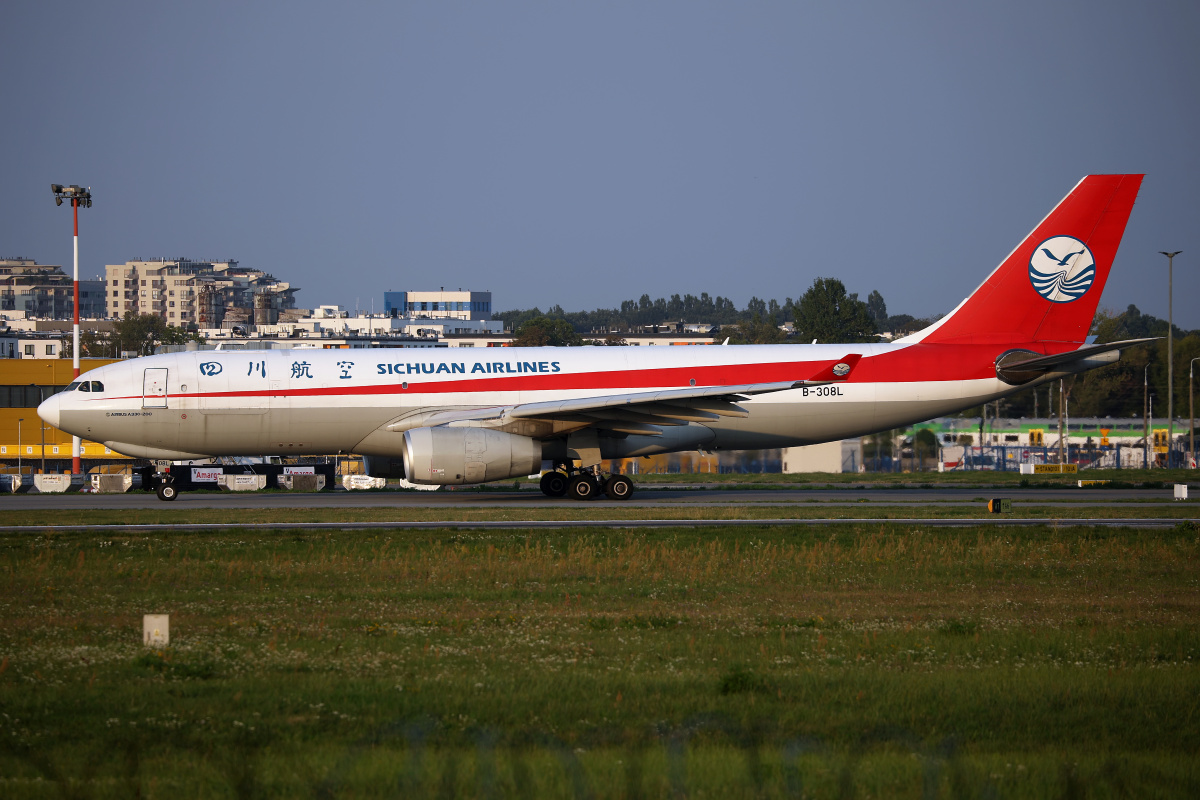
[996,338,1156,384]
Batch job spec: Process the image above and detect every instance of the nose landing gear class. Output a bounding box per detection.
[539,464,634,501]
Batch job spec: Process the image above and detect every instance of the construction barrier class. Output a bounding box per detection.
[277,474,326,492]
[92,474,133,493]
[343,475,387,490]
[217,474,267,492]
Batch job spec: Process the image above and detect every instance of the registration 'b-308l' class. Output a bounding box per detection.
[39,175,1151,501]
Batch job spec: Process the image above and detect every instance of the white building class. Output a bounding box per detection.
[197,306,503,344]
[383,290,492,321]
[781,440,864,473]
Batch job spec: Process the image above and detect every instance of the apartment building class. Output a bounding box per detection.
[0,258,105,319]
[104,259,298,326]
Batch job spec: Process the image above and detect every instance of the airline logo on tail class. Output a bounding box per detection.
[1028,235,1096,303]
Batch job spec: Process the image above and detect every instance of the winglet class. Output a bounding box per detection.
[803,354,861,383]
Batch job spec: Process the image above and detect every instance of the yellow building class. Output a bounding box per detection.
[1,358,129,472]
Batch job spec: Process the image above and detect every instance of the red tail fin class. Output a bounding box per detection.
[904,174,1143,346]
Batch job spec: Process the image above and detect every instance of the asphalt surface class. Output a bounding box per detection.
[5,517,1196,532]
[2,485,1193,510]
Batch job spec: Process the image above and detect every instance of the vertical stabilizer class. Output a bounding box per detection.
[900,174,1143,346]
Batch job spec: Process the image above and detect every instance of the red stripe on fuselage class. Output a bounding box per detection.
[102,343,1065,403]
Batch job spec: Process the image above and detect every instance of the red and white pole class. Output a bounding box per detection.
[72,197,81,475]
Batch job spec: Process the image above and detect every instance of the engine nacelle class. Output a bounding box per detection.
[402,427,542,485]
[362,455,407,479]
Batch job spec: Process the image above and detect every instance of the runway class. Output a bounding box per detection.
[5,517,1197,532]
[2,485,1193,513]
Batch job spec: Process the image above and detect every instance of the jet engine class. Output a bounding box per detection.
[402,427,542,485]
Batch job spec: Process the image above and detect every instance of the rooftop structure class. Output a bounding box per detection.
[384,289,492,321]
[196,306,504,344]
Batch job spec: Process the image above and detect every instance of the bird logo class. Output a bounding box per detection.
[1028,235,1095,303]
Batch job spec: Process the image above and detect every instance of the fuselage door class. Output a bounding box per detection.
[143,368,168,408]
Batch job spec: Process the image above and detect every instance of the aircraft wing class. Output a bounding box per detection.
[390,353,862,436]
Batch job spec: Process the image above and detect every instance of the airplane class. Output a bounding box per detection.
[40,174,1150,502]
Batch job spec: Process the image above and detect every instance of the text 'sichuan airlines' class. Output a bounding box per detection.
[40,175,1150,501]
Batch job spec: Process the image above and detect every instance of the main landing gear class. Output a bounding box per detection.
[539,465,634,501]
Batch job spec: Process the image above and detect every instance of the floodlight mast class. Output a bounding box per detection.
[51,183,92,475]
[1160,251,1181,467]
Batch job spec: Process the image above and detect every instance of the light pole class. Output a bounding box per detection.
[52,183,92,476]
[1191,356,1199,469]
[1058,378,1066,465]
[1143,364,1149,469]
[1160,251,1181,466]
[17,418,23,475]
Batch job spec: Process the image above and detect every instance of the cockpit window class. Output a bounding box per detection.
[88,381,104,393]
[78,382,91,393]
[65,381,81,392]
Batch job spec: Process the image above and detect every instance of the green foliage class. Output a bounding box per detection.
[111,313,203,356]
[793,277,878,343]
[866,289,887,325]
[911,427,940,471]
[726,315,787,344]
[863,429,898,460]
[992,305,1199,419]
[496,287,908,343]
[510,315,584,347]
[60,329,111,359]
[914,428,939,452]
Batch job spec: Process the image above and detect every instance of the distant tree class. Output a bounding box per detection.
[913,428,939,471]
[745,297,768,320]
[728,315,786,345]
[510,316,584,347]
[61,330,111,359]
[793,278,877,343]
[600,334,629,346]
[880,313,916,334]
[493,307,545,331]
[866,290,887,326]
[767,298,782,323]
[111,314,202,356]
[863,429,898,463]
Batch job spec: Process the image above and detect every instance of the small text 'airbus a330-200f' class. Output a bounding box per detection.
[41,175,1150,501]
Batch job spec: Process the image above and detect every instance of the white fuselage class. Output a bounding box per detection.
[39,341,1034,463]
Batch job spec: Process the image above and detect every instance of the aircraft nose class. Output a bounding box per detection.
[38,393,62,429]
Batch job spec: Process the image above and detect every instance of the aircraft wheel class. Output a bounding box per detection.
[567,474,599,501]
[604,475,634,501]
[540,471,569,497]
[156,483,178,502]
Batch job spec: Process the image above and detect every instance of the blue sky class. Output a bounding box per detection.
[2,1,1197,326]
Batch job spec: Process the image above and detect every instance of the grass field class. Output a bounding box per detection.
[3,503,1199,528]
[1,519,1198,798]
